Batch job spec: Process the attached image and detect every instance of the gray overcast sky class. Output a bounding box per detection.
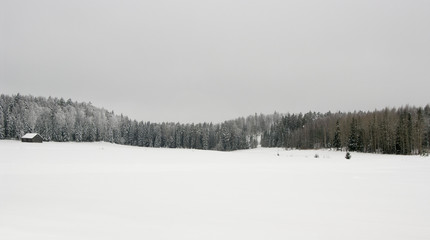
[1,0,429,123]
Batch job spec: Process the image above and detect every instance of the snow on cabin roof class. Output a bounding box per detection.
[22,133,40,139]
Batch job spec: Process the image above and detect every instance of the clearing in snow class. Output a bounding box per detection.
[1,140,429,240]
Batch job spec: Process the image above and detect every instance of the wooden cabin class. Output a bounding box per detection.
[21,133,43,143]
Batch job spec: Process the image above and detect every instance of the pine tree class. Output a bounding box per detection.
[333,120,342,150]
[221,125,231,151]
[345,152,351,159]
[153,125,161,148]
[0,102,5,139]
[416,108,424,154]
[348,118,358,151]
[202,127,209,150]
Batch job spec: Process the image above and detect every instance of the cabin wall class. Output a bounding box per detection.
[21,136,43,143]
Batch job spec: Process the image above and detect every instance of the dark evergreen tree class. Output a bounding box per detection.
[415,108,424,154]
[332,120,342,150]
[348,118,359,151]
[345,152,351,159]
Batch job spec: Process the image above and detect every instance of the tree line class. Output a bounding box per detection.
[262,106,430,155]
[0,94,278,151]
[2,94,429,155]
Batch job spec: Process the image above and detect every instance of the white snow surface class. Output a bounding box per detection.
[1,140,429,240]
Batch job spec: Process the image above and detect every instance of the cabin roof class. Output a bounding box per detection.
[22,133,41,139]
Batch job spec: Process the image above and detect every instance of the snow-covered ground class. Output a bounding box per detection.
[1,140,429,240]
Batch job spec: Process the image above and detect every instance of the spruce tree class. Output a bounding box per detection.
[333,120,342,150]
[416,108,424,154]
[348,118,358,151]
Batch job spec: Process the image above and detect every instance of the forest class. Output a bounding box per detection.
[0,94,277,151]
[261,106,430,155]
[1,94,429,155]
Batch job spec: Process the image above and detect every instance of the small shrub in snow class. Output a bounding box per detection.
[345,152,351,160]
[314,154,319,158]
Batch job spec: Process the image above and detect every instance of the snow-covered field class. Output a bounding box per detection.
[1,140,429,240]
